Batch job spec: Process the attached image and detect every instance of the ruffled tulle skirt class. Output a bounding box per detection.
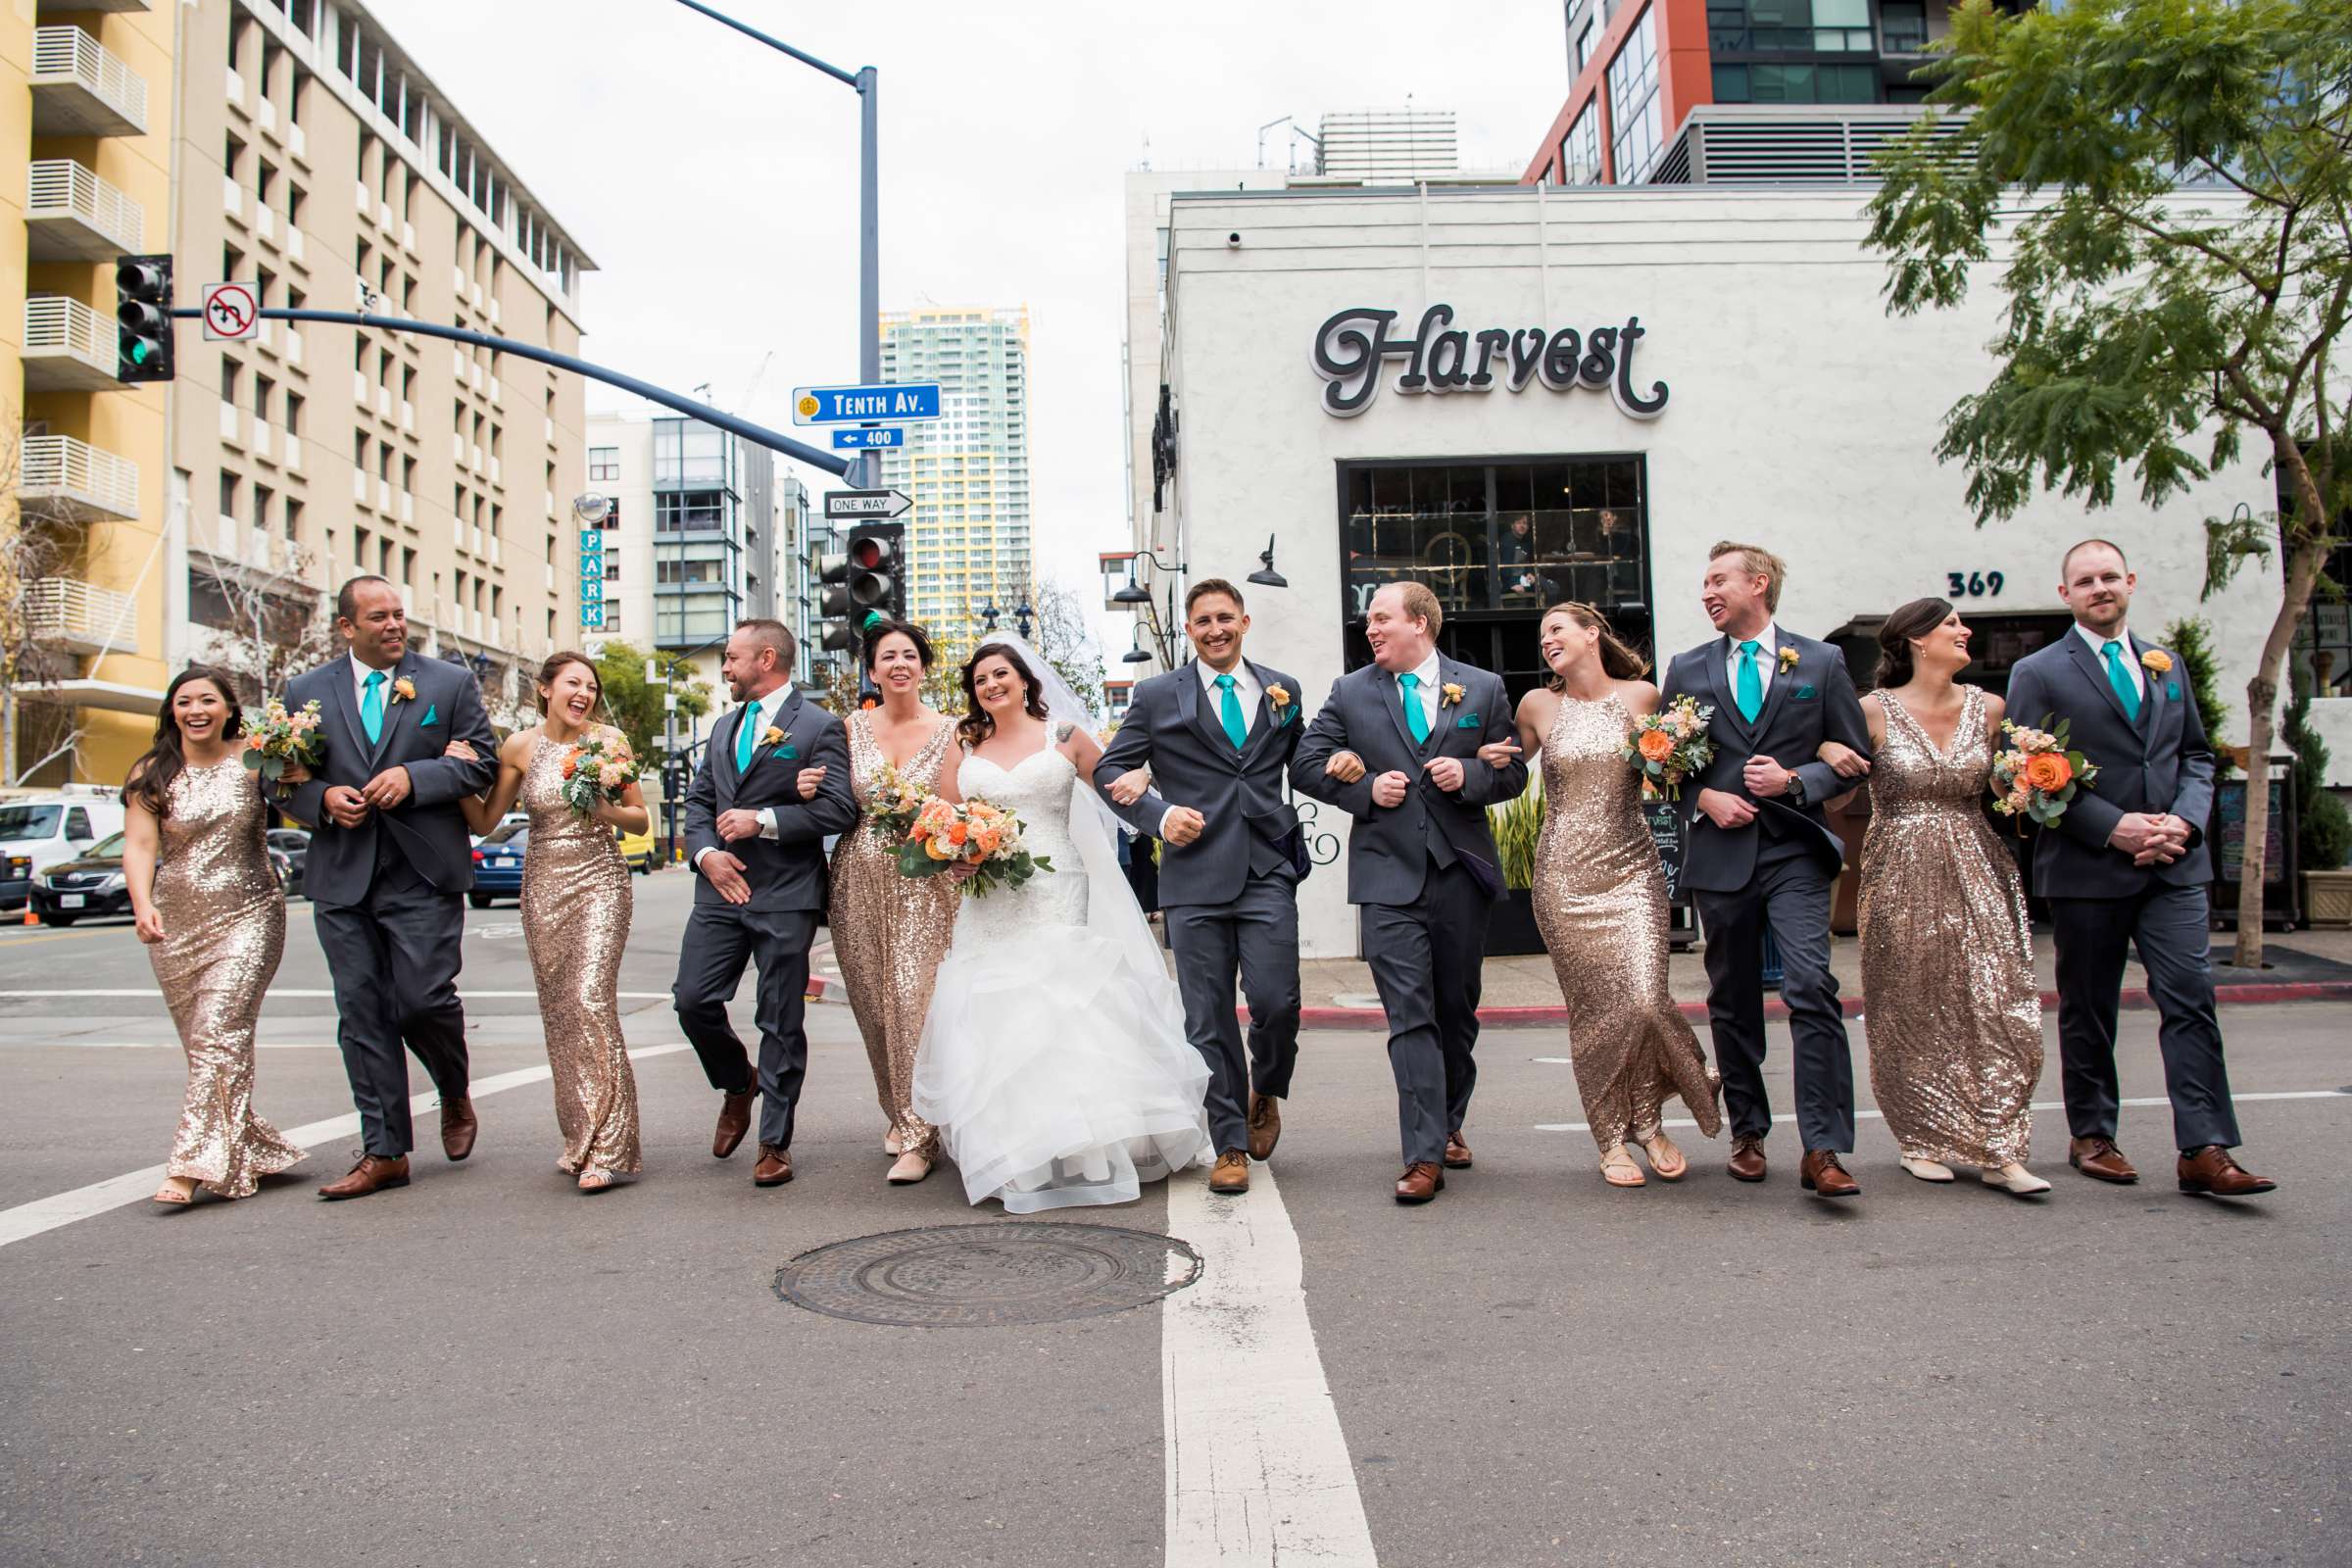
[912,921,1211,1212]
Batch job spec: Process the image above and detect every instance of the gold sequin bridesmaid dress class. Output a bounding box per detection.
[150,756,303,1198]
[1856,688,2042,1168]
[829,710,958,1159]
[518,733,641,1181]
[1532,693,1722,1158]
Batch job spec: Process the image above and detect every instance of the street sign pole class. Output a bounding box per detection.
[858,64,880,490]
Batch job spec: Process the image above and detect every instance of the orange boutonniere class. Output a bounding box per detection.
[1777,646,1800,675]
[761,725,785,748]
[1267,683,1292,710]
[390,676,416,704]
[2140,649,2174,675]
[1440,682,1465,708]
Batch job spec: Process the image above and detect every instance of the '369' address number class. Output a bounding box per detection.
[1946,570,2004,598]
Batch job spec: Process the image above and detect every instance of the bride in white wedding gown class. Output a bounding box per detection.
[912,638,1211,1211]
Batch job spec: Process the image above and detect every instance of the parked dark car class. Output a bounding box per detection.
[267,828,310,900]
[469,821,526,907]
[31,832,129,926]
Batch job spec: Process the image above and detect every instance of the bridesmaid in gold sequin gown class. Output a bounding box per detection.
[123,666,305,1206]
[1820,600,2047,1196]
[829,620,963,1186]
[1510,605,1722,1188]
[449,653,648,1190]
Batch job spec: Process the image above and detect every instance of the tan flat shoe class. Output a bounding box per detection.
[1983,1162,2051,1197]
[1600,1145,1646,1188]
[883,1126,904,1156]
[1636,1132,1688,1181]
[1901,1155,1957,1183]
[887,1151,932,1186]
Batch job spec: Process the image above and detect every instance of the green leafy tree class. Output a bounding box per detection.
[2161,616,2235,777]
[589,640,711,761]
[1867,0,2352,965]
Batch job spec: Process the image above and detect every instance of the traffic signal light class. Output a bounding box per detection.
[846,522,904,635]
[818,549,856,653]
[115,254,173,384]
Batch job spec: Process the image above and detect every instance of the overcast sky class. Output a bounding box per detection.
[369,0,1571,639]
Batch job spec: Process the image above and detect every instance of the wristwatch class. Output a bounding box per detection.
[1785,773,1807,807]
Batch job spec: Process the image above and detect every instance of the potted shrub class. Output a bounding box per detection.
[1484,780,1547,956]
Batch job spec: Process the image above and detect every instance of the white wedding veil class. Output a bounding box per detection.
[975,634,1175,992]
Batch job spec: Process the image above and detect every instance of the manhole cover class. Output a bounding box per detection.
[773,1222,1201,1328]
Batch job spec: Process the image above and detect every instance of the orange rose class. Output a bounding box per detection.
[2022,752,2073,793]
[947,822,968,845]
[561,751,581,779]
[1637,729,1675,762]
[974,827,1004,856]
[922,835,956,860]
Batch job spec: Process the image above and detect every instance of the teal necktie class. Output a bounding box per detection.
[736,702,760,770]
[1215,673,1248,750]
[1399,671,1430,745]
[361,669,386,744]
[2102,640,2141,722]
[1735,641,1763,723]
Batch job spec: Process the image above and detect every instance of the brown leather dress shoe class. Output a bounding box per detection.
[753,1144,794,1187]
[318,1152,410,1200]
[1799,1149,1860,1198]
[1247,1095,1282,1161]
[1727,1137,1768,1183]
[2069,1136,2139,1184]
[1443,1131,1473,1169]
[2178,1146,2276,1197]
[1395,1162,1446,1203]
[713,1088,756,1159]
[1209,1151,1250,1195]
[439,1095,477,1161]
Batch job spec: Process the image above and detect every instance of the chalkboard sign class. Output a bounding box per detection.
[2215,777,2287,887]
[1643,798,1689,906]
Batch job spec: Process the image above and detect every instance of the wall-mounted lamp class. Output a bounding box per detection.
[1246,532,1287,589]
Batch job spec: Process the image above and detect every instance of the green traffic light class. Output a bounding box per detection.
[129,341,150,364]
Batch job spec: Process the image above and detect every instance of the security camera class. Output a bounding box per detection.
[1227,232,1242,247]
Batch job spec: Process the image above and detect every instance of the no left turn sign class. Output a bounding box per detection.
[202,282,260,342]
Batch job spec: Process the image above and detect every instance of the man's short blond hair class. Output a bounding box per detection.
[1381,580,1444,637]
[1709,541,1788,613]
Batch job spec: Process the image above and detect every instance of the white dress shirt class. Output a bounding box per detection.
[1725,623,1780,703]
[693,685,792,870]
[1397,648,1443,733]
[2075,620,2145,702]
[1197,657,1260,738]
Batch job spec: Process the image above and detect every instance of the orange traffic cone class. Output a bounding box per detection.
[22,902,37,926]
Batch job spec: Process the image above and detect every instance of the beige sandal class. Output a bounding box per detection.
[1636,1132,1689,1181]
[151,1178,196,1207]
[576,1170,618,1193]
[1599,1145,1646,1188]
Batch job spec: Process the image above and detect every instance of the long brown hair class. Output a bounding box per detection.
[957,641,1050,750]
[125,664,246,818]
[536,650,603,717]
[1541,602,1650,689]
[1875,598,1958,689]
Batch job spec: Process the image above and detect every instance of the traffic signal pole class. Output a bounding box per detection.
[163,304,856,476]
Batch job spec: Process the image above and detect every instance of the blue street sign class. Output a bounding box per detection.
[791,383,941,425]
[831,426,906,450]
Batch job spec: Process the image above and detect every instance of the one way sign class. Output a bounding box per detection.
[823,489,913,520]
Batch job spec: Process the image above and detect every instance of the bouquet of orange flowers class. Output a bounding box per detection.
[1622,694,1715,801]
[860,760,928,843]
[897,795,1053,898]
[241,697,325,783]
[1990,716,2096,828]
[556,726,639,816]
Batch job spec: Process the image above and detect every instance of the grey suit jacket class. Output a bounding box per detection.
[2002,630,2215,899]
[1094,659,1306,906]
[275,652,498,902]
[1289,657,1528,906]
[681,688,857,912]
[1657,631,1872,893]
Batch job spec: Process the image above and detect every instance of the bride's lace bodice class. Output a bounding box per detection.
[955,735,1089,937]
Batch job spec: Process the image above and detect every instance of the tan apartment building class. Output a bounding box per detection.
[167,0,593,739]
[5,0,178,787]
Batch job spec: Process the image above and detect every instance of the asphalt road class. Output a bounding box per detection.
[0,871,2343,1567]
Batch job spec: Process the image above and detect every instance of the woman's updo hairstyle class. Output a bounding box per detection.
[1875,598,1956,690]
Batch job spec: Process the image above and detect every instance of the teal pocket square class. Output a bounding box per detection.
[419,703,438,726]
[1455,712,1481,729]
[776,744,799,760]
[2167,681,2180,700]
[1793,685,1817,701]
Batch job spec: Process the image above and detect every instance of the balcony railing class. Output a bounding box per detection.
[24,577,136,656]
[1649,103,1969,186]
[25,159,143,260]
[19,434,140,521]
[22,296,119,392]
[29,24,147,137]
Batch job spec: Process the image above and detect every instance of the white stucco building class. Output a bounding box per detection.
[1135,184,2285,958]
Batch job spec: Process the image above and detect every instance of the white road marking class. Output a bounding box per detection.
[0,1043,690,1250]
[0,1041,343,1050]
[1534,1088,2349,1133]
[0,988,678,1000]
[1162,1162,1378,1568]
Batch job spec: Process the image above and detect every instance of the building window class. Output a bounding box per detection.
[1705,0,1874,52]
[588,446,619,482]
[1606,8,1664,184]
[1576,18,1596,73]
[1560,103,1604,185]
[654,492,727,533]
[1712,62,1879,102]
[1338,456,1651,699]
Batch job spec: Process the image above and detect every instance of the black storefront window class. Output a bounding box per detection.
[1338,455,1653,703]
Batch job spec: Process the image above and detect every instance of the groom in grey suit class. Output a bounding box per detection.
[1096,578,1307,1197]
[2002,539,2272,1197]
[1292,582,1528,1203]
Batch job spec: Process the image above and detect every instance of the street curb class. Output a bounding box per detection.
[1288,980,2352,1031]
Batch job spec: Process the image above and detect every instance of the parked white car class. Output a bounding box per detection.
[0,785,127,909]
